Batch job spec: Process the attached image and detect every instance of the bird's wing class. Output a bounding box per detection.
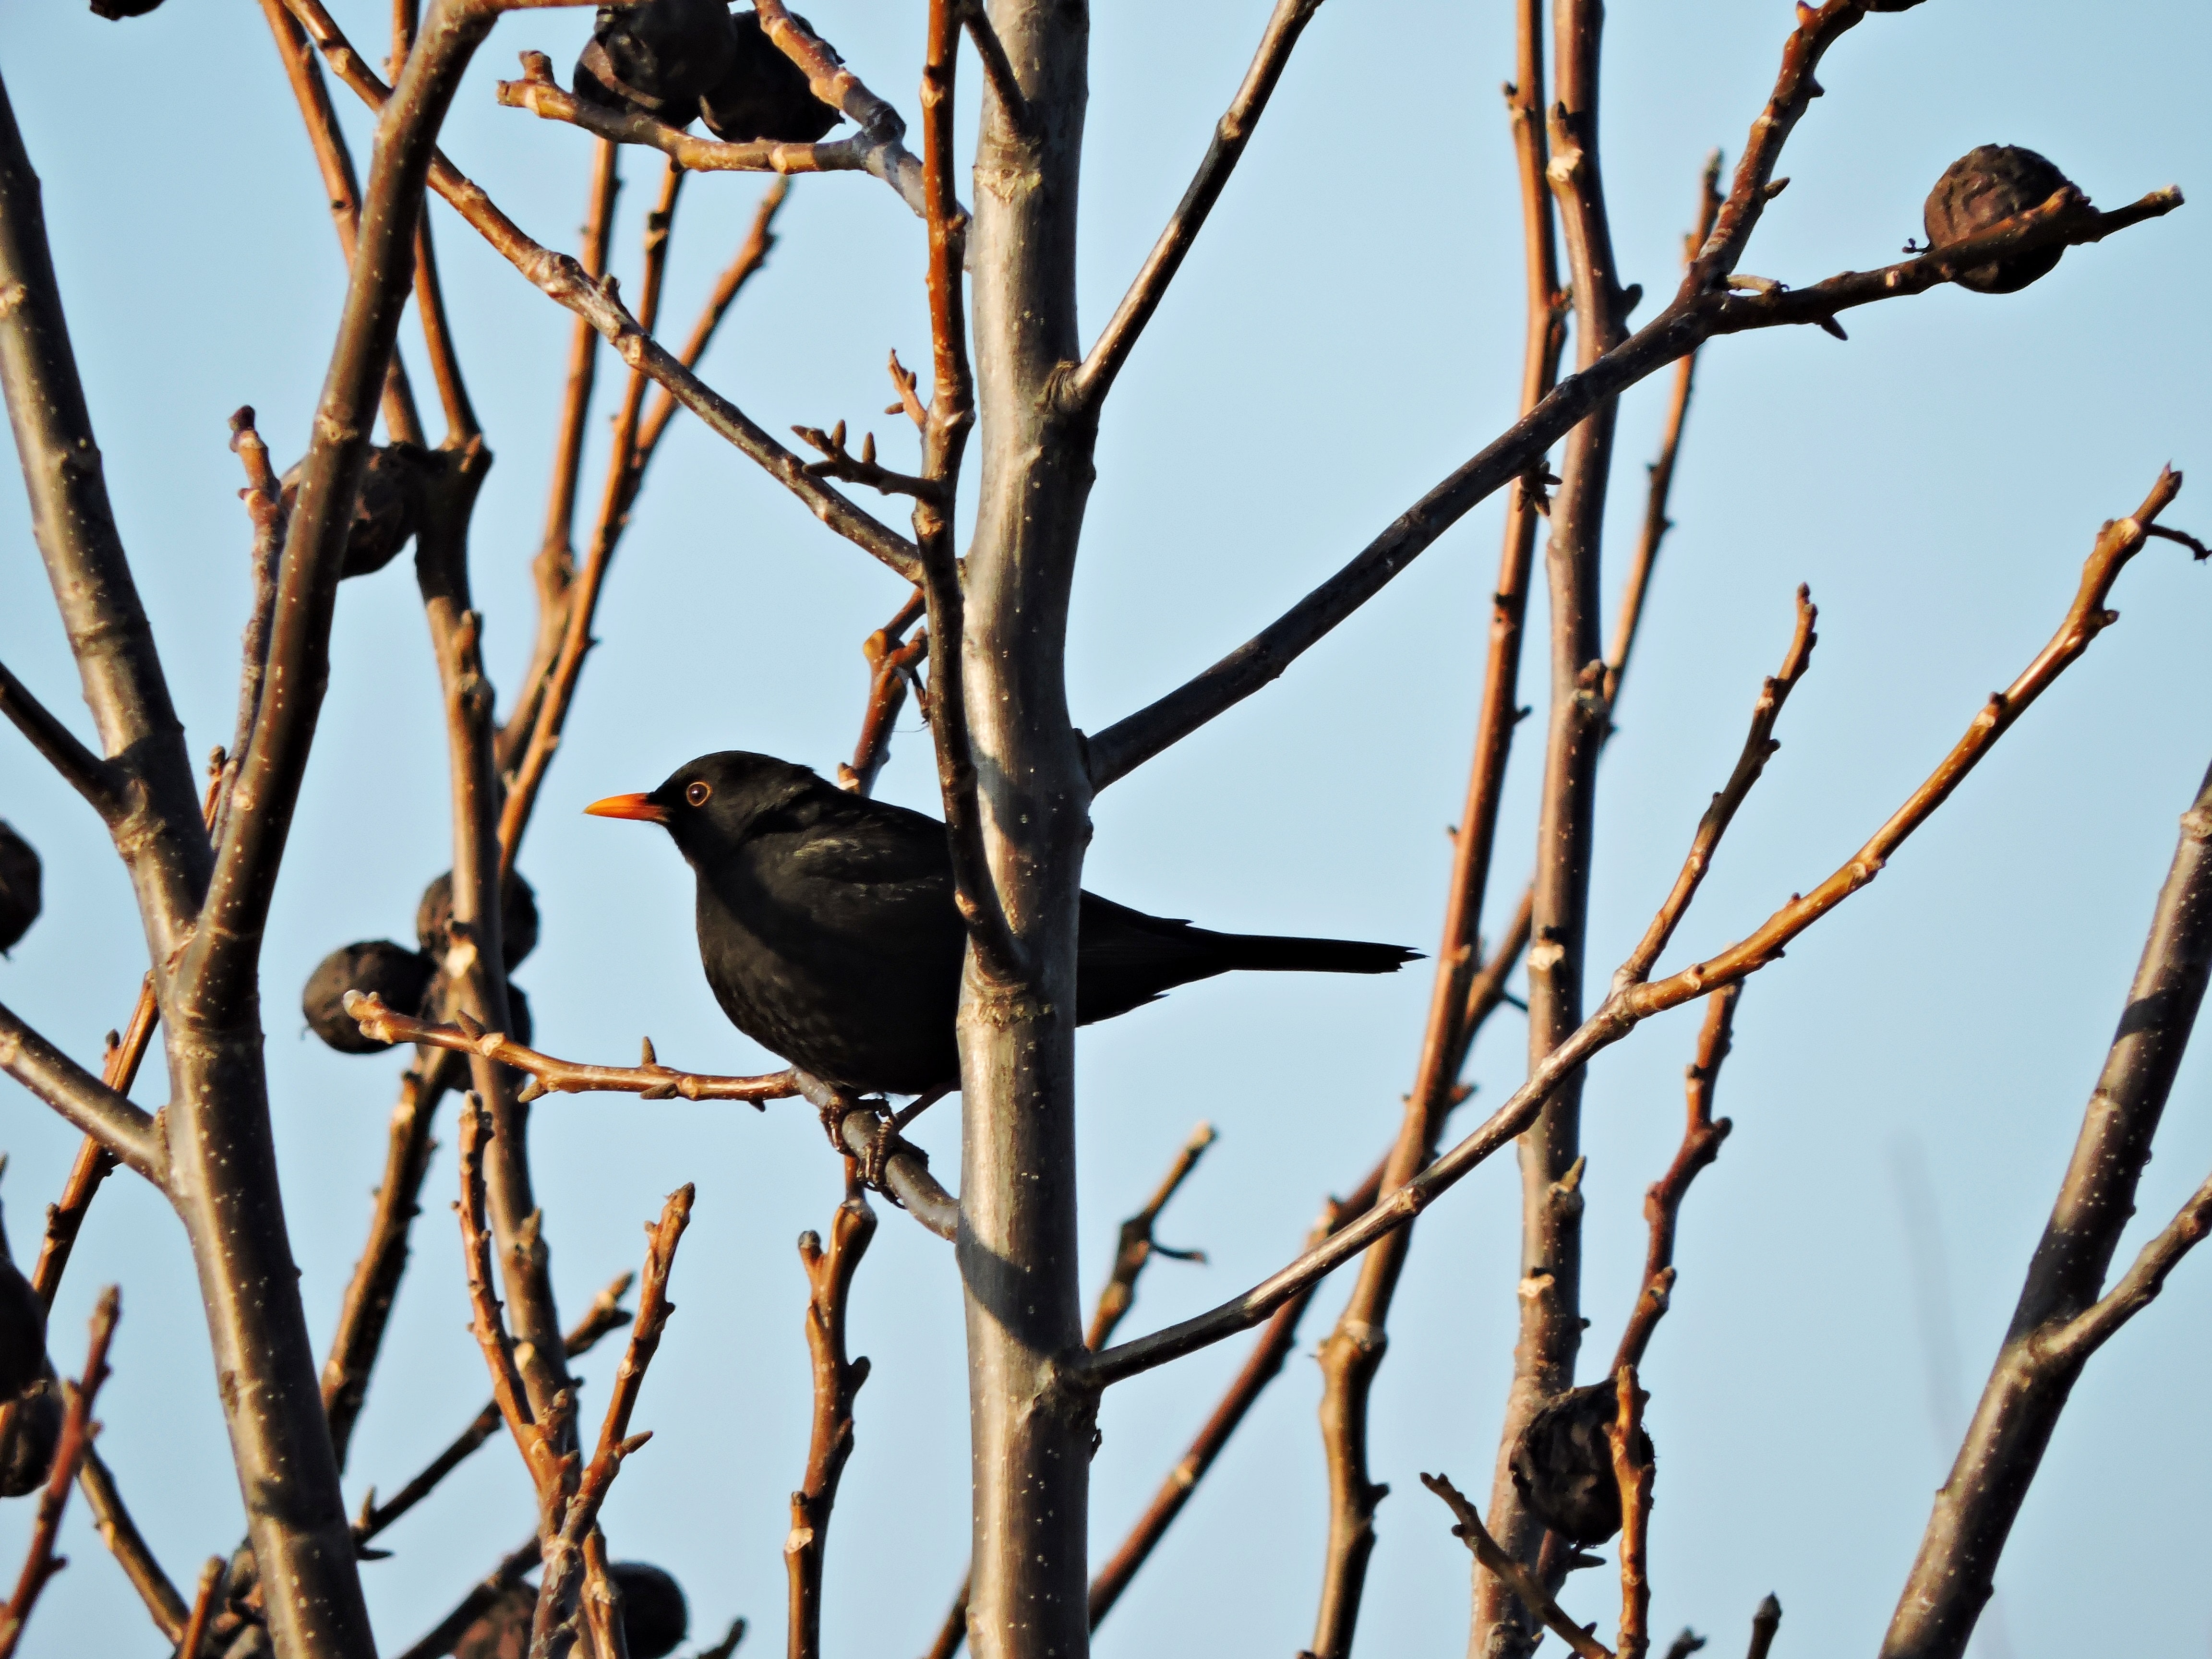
[748,791,958,942]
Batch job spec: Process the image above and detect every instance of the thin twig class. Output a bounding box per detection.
[495,54,931,221]
[279,0,922,583]
[635,178,788,463]
[355,1271,635,1546]
[1421,1472,1612,1659]
[1085,1123,1215,1352]
[1607,1368,1653,1659]
[1070,0,1326,410]
[393,1535,542,1659]
[0,661,124,823]
[838,588,928,796]
[178,1557,224,1659]
[0,1287,119,1659]
[76,1450,187,1642]
[1604,150,1725,709]
[500,158,690,865]
[0,1003,165,1182]
[349,994,796,1104]
[455,1098,564,1504]
[1612,985,1739,1374]
[412,206,478,442]
[1086,469,2190,1386]
[785,1166,875,1659]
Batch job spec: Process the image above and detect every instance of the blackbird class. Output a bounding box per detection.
[699,11,844,145]
[575,0,738,130]
[587,751,1418,1095]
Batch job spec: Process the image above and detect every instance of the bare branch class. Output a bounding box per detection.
[1085,471,2191,1385]
[838,588,927,796]
[455,1098,562,1503]
[0,1001,164,1183]
[178,1558,224,1659]
[1070,0,1326,409]
[1085,1122,1214,1353]
[1746,1596,1781,1659]
[349,993,796,1104]
[0,659,123,822]
[0,1287,119,1659]
[1882,741,2212,1659]
[78,1450,188,1643]
[356,1272,633,1546]
[635,178,788,463]
[1607,1369,1653,1659]
[279,0,922,583]
[496,54,929,219]
[1611,984,1739,1375]
[785,1166,876,1659]
[1420,1472,1612,1659]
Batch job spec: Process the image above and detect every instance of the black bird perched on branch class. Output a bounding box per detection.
[587,751,1417,1095]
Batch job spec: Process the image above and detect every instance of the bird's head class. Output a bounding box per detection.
[585,750,819,865]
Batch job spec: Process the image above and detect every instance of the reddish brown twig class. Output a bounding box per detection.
[349,994,797,1105]
[28,977,155,1309]
[1088,1159,1387,1632]
[794,420,947,502]
[530,1185,694,1657]
[1605,150,1725,709]
[178,1557,224,1659]
[501,158,688,866]
[76,1450,187,1642]
[496,56,926,216]
[279,0,922,585]
[840,588,928,795]
[1421,1472,1612,1659]
[1608,1368,1654,1659]
[785,1164,876,1659]
[1085,1122,1215,1352]
[454,1101,565,1507]
[355,1272,635,1546]
[636,180,789,460]
[0,1287,119,1659]
[1089,468,2192,1387]
[1612,985,1739,1374]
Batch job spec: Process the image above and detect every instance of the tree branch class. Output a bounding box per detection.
[1069,0,1324,410]
[1085,472,2189,1385]
[1085,1122,1214,1353]
[1421,1472,1611,1659]
[0,659,123,823]
[279,0,922,583]
[1881,739,2212,1659]
[785,1166,875,1659]
[77,1449,187,1644]
[1606,1369,1653,1659]
[1080,24,2178,795]
[0,1001,164,1183]
[1611,984,1739,1375]
[496,53,930,220]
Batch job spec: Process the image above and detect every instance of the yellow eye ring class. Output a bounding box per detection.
[685,781,712,806]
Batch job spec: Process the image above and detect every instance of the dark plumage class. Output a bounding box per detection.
[588,751,1417,1095]
[575,0,739,129]
[0,821,39,956]
[699,11,843,144]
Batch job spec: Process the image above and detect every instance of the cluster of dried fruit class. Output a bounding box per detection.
[577,0,845,144]
[454,1561,691,1659]
[302,871,538,1054]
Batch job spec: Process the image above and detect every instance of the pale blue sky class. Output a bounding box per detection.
[3,2,2209,1656]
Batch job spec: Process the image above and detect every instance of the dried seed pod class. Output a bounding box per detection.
[90,0,168,15]
[574,0,739,129]
[612,1562,689,1659]
[0,1378,61,1498]
[1923,144,2075,295]
[0,821,39,956]
[1507,1380,1654,1547]
[303,942,436,1055]
[277,444,426,579]
[418,974,532,1048]
[416,870,540,970]
[700,10,844,145]
[0,1217,46,1404]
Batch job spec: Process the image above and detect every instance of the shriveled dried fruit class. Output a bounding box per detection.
[0,1379,60,1498]
[1923,144,2075,295]
[90,0,168,16]
[418,974,532,1047]
[278,444,427,578]
[700,10,844,145]
[302,942,435,1055]
[452,1561,686,1659]
[0,1215,46,1404]
[0,821,39,956]
[417,870,540,970]
[1506,1379,1654,1547]
[575,0,738,129]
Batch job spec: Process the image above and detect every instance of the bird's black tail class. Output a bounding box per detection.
[1211,931,1420,975]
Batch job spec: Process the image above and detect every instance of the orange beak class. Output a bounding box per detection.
[584,792,670,825]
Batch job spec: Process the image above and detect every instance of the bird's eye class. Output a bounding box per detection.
[685,781,712,807]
